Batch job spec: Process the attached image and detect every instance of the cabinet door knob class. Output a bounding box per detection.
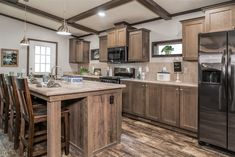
[180,89,183,91]
[176,88,179,91]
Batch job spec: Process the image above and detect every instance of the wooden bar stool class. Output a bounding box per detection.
[6,76,47,149]
[0,74,10,134]
[15,78,70,157]
[5,76,22,149]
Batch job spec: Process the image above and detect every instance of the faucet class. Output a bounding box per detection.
[50,66,62,80]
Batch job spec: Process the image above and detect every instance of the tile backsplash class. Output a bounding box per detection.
[75,61,198,83]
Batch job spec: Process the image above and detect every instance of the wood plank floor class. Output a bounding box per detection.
[0,117,234,157]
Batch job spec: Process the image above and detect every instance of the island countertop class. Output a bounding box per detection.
[28,80,124,157]
[28,80,126,96]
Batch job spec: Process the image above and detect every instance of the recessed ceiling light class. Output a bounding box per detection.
[98,11,106,17]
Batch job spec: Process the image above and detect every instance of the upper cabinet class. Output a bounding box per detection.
[205,5,235,32]
[128,29,150,62]
[99,35,108,62]
[116,28,127,47]
[107,27,128,48]
[69,38,90,63]
[69,38,78,63]
[181,17,205,61]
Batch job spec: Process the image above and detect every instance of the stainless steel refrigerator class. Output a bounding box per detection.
[198,30,235,152]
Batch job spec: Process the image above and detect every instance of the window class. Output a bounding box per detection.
[34,46,51,73]
[152,39,182,57]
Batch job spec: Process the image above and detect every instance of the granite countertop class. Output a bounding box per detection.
[121,78,198,87]
[29,80,125,96]
[63,73,197,87]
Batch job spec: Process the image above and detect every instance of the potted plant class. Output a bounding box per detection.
[79,67,89,75]
[161,45,174,55]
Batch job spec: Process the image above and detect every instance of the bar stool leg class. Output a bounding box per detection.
[19,118,25,156]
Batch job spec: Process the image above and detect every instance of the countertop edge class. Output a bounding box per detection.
[120,79,198,87]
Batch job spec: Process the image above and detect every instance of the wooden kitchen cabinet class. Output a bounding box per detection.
[181,17,205,61]
[68,91,121,156]
[122,80,198,133]
[99,35,108,62]
[131,82,146,116]
[116,28,127,47]
[88,93,119,151]
[128,29,150,62]
[69,38,77,63]
[161,85,180,127]
[69,38,90,63]
[205,5,235,32]
[180,86,198,132]
[121,81,132,114]
[107,27,128,48]
[107,30,117,48]
[145,83,162,121]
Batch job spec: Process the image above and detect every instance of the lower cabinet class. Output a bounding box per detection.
[122,81,132,113]
[121,81,198,132]
[131,82,146,116]
[161,86,180,127]
[145,83,161,121]
[180,86,198,132]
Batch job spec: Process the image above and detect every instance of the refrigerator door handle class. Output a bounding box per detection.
[228,48,235,112]
[220,49,227,111]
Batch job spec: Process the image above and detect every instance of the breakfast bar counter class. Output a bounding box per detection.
[29,81,125,157]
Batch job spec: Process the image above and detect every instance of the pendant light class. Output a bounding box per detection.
[57,0,71,36]
[20,0,29,46]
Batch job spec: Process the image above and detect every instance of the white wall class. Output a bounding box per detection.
[82,11,204,63]
[0,15,78,75]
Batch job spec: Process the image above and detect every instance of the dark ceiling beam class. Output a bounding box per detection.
[67,0,133,23]
[0,13,80,38]
[68,22,98,34]
[6,0,18,3]
[0,0,99,34]
[132,0,235,26]
[136,0,171,20]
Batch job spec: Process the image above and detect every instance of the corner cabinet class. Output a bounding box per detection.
[69,38,90,63]
[205,5,235,32]
[128,29,150,62]
[107,27,128,48]
[181,17,205,61]
[99,36,108,62]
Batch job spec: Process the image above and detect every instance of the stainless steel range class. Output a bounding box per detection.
[100,67,135,84]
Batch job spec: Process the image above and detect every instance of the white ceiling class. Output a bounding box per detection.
[18,0,110,19]
[153,0,231,14]
[77,1,158,31]
[0,0,232,36]
[0,3,88,36]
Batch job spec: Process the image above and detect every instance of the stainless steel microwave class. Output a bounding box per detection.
[107,46,128,63]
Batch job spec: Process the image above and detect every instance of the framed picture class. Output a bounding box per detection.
[91,49,99,60]
[1,49,19,67]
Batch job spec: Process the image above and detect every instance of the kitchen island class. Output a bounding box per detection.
[29,81,125,157]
